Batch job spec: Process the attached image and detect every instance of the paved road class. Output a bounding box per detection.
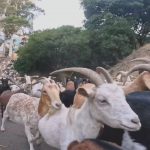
[0,116,58,150]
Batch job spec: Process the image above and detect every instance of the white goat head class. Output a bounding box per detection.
[50,67,141,131]
[79,84,140,131]
[10,85,20,92]
[31,82,43,97]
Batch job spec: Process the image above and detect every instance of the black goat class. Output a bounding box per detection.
[0,78,11,116]
[0,78,11,94]
[100,91,150,150]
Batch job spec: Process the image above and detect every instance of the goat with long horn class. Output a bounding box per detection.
[38,67,141,150]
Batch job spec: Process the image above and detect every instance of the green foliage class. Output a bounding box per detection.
[14,26,91,74]
[0,0,44,36]
[81,0,150,46]
[2,16,30,37]
[109,0,150,45]
[15,0,148,74]
[88,17,136,67]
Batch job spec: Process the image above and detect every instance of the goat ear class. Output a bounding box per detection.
[77,87,95,98]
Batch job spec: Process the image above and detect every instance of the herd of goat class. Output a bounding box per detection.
[0,57,150,150]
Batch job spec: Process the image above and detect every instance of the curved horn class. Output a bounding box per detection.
[123,64,150,85]
[130,57,150,64]
[50,67,104,86]
[96,67,113,83]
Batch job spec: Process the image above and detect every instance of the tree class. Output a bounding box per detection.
[81,0,150,46]
[88,16,136,68]
[0,0,43,37]
[81,0,136,67]
[14,26,91,74]
[1,16,30,37]
[109,0,150,46]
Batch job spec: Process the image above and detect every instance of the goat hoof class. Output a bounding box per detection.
[0,127,5,132]
[35,138,43,145]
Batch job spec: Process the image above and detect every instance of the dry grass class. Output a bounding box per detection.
[109,44,150,77]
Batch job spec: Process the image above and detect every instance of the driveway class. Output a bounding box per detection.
[0,116,58,150]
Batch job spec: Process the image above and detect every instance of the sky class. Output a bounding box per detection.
[33,0,85,31]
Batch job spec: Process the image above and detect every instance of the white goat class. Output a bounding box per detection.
[31,82,43,97]
[0,79,62,150]
[122,131,146,150]
[10,84,20,92]
[38,67,141,150]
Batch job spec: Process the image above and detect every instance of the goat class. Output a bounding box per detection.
[0,78,11,115]
[114,57,150,83]
[0,79,62,150]
[68,139,122,150]
[30,76,57,98]
[70,67,149,149]
[10,84,20,92]
[116,71,132,82]
[122,64,150,95]
[122,131,147,150]
[96,65,150,95]
[0,78,11,94]
[73,133,146,150]
[31,80,76,107]
[13,75,40,96]
[0,89,26,118]
[99,91,150,150]
[31,82,43,97]
[38,67,141,150]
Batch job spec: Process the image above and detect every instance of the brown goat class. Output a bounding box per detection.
[96,66,150,95]
[121,64,150,95]
[38,80,61,117]
[68,140,122,150]
[123,71,150,95]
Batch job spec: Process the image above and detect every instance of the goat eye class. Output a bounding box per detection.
[43,91,47,94]
[99,99,107,104]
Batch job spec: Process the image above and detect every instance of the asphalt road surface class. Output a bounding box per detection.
[0,116,58,150]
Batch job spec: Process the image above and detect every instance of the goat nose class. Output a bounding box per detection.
[55,103,62,108]
[131,117,140,125]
